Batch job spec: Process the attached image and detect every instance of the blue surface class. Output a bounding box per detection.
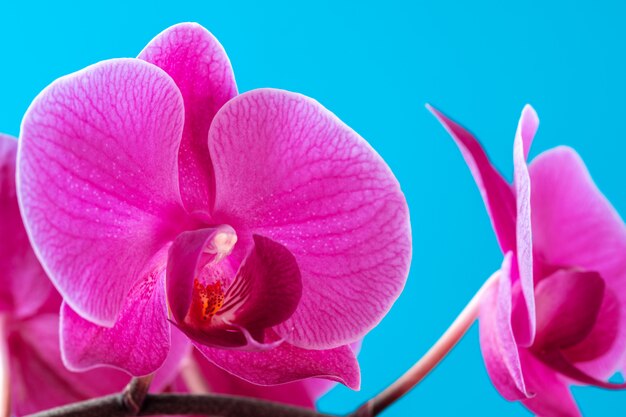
[2,1,626,415]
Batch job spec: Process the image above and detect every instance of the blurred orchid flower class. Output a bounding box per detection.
[17,23,411,388]
[0,134,133,416]
[431,105,626,416]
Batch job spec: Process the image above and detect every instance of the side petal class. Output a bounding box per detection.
[60,257,172,376]
[479,253,529,400]
[0,134,51,318]
[8,314,129,416]
[529,146,626,374]
[18,58,189,325]
[519,350,582,417]
[427,105,516,253]
[512,105,539,347]
[195,338,360,389]
[209,89,411,349]
[139,23,238,213]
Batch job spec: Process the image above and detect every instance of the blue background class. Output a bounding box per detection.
[2,1,626,416]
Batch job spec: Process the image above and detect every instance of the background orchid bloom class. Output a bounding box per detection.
[1,133,133,415]
[17,22,411,388]
[430,105,626,416]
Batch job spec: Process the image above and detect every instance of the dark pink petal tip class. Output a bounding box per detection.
[426,104,517,254]
[17,58,188,326]
[210,88,411,349]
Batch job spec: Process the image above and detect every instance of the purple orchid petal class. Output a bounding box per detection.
[195,336,360,389]
[209,88,411,349]
[479,253,529,400]
[0,134,52,318]
[167,228,302,349]
[8,314,129,416]
[529,146,626,376]
[18,58,190,326]
[139,23,237,214]
[518,350,582,417]
[60,257,173,376]
[427,105,517,253]
[151,325,193,392]
[512,105,539,347]
[533,269,604,352]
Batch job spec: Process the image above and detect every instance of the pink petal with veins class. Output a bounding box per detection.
[209,88,411,349]
[139,22,237,213]
[18,58,189,325]
[60,256,173,376]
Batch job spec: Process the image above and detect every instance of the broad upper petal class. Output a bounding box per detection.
[512,105,539,346]
[195,338,360,389]
[8,314,129,416]
[0,134,51,318]
[529,146,626,374]
[428,105,516,253]
[60,257,173,376]
[18,58,189,325]
[139,23,237,214]
[479,253,529,400]
[209,89,411,349]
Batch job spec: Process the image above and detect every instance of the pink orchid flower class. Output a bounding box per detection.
[17,23,411,388]
[430,105,626,416]
[1,133,133,416]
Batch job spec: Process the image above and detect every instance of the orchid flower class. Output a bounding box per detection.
[0,133,135,416]
[430,105,626,416]
[17,23,411,388]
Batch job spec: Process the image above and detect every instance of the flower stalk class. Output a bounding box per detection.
[353,271,499,417]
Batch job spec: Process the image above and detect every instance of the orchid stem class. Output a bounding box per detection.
[122,375,154,415]
[353,271,500,417]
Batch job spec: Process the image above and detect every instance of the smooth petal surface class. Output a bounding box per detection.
[18,59,188,325]
[0,134,51,318]
[529,146,626,375]
[479,253,528,400]
[60,259,172,376]
[195,338,360,389]
[563,287,622,377]
[533,270,604,352]
[512,105,539,347]
[139,23,237,213]
[519,350,582,417]
[209,89,411,349]
[427,105,516,253]
[8,314,129,416]
[189,350,320,408]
